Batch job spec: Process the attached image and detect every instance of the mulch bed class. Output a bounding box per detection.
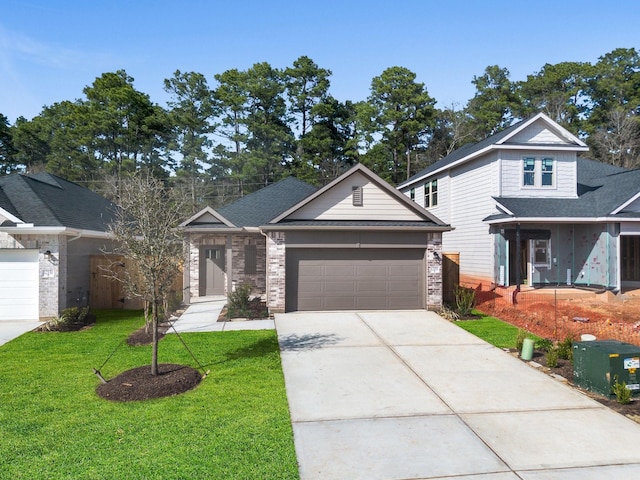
[518,349,640,422]
[96,364,202,402]
[126,322,171,346]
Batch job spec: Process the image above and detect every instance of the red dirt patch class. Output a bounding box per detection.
[96,364,202,402]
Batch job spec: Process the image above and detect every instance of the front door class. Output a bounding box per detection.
[508,239,529,286]
[200,247,225,296]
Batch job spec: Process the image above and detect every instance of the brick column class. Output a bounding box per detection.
[266,231,286,313]
[426,233,443,310]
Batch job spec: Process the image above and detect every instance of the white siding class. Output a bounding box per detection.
[509,119,571,144]
[500,150,577,198]
[443,153,499,281]
[288,171,422,221]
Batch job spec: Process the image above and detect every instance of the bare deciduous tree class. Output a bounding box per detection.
[589,108,640,168]
[105,173,185,375]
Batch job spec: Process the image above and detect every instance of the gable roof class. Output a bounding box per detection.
[0,173,117,232]
[181,176,318,231]
[488,158,640,222]
[399,113,588,189]
[267,163,449,230]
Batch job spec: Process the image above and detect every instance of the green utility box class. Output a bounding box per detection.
[573,340,640,397]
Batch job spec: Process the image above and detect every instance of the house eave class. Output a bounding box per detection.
[485,216,628,225]
[0,226,112,238]
[260,224,452,232]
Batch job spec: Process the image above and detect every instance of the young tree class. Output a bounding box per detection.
[106,174,185,375]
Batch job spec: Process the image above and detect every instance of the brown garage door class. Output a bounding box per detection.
[286,249,424,311]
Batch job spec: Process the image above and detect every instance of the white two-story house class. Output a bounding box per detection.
[398,113,640,293]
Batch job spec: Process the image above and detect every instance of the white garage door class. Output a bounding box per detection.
[286,248,425,311]
[0,250,39,321]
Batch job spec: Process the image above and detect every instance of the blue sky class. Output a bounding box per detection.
[1,0,639,123]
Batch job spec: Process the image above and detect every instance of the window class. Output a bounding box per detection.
[352,185,363,206]
[532,239,551,268]
[410,187,415,201]
[244,244,257,274]
[424,180,438,207]
[541,158,554,186]
[523,158,535,186]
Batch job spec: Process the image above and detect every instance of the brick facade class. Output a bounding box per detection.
[185,232,267,303]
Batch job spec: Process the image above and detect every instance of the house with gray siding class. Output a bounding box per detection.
[0,173,117,320]
[398,112,640,293]
[181,164,451,313]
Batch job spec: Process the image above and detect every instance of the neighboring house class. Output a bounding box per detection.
[398,112,640,293]
[0,173,117,321]
[181,164,450,313]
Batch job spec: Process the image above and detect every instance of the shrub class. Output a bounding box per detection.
[612,377,632,404]
[515,328,528,352]
[536,338,554,352]
[44,307,93,332]
[439,305,460,321]
[227,284,253,319]
[546,347,559,368]
[454,285,476,316]
[557,335,574,361]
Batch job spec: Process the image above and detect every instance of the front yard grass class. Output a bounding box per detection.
[454,310,540,349]
[0,310,298,479]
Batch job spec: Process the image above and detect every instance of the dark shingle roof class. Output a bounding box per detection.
[0,173,117,231]
[492,158,640,220]
[217,177,318,227]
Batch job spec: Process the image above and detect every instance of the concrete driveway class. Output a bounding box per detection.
[0,320,43,347]
[275,310,640,480]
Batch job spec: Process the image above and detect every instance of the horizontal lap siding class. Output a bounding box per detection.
[288,172,421,221]
[444,155,497,285]
[500,150,577,198]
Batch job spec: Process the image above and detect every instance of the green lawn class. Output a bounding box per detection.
[0,311,298,479]
[454,311,540,349]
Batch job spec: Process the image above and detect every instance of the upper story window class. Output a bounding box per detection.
[410,187,415,201]
[541,158,554,186]
[424,180,438,208]
[523,158,535,186]
[522,157,554,188]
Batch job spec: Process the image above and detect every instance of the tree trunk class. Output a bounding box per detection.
[151,301,159,375]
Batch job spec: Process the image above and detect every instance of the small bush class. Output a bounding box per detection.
[557,335,574,361]
[227,284,252,319]
[454,285,476,316]
[515,328,528,352]
[439,305,460,321]
[546,347,559,368]
[612,377,632,404]
[43,307,93,332]
[536,338,554,352]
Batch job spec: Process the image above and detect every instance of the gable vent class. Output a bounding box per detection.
[352,186,363,206]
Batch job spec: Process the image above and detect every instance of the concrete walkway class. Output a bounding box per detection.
[275,310,640,480]
[168,296,274,333]
[0,320,43,347]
